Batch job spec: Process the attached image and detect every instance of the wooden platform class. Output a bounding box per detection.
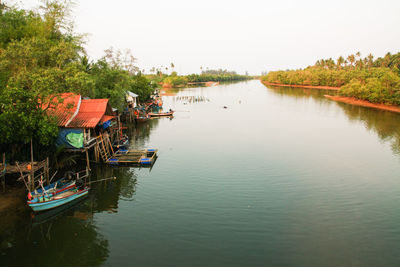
[0,160,47,174]
[94,133,158,166]
[107,149,158,166]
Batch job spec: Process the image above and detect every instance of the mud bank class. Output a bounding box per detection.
[324,95,400,113]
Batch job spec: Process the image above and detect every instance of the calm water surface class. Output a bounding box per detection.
[1,80,400,266]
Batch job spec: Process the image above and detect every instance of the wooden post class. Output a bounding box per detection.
[28,174,32,192]
[45,157,50,186]
[30,138,34,191]
[2,153,5,191]
[85,148,90,171]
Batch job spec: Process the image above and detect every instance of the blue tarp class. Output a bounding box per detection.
[56,128,84,149]
[102,120,112,129]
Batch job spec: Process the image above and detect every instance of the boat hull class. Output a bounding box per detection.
[28,188,89,212]
[148,112,174,117]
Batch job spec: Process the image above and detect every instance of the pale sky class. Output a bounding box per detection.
[11,0,400,75]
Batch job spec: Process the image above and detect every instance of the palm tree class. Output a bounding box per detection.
[337,56,344,70]
[347,54,355,68]
[367,53,374,69]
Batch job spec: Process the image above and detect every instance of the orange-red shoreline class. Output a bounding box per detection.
[261,81,340,91]
[324,95,400,113]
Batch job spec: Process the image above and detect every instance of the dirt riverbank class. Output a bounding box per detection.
[324,95,400,113]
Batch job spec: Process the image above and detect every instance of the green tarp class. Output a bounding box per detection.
[66,132,84,148]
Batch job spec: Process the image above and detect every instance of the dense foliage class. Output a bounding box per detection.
[0,1,154,159]
[159,69,251,87]
[261,52,400,105]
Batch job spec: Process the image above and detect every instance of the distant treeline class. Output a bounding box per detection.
[150,70,251,87]
[261,52,400,106]
[0,1,155,159]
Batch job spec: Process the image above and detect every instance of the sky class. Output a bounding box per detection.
[11,0,400,75]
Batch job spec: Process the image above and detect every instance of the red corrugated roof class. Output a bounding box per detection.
[42,93,81,127]
[100,115,115,123]
[67,99,109,128]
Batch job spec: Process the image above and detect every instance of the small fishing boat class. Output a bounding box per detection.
[29,175,76,198]
[28,183,89,212]
[113,135,129,150]
[148,110,174,117]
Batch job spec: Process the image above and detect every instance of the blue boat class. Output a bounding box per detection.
[30,179,76,198]
[27,186,90,212]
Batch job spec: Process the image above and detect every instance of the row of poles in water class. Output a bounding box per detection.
[173,95,209,103]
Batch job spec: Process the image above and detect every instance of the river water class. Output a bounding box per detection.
[1,80,400,266]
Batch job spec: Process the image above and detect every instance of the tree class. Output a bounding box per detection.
[337,56,344,70]
[347,54,355,68]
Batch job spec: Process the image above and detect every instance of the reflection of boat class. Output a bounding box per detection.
[31,194,89,225]
[136,115,150,122]
[28,186,90,212]
[148,111,174,117]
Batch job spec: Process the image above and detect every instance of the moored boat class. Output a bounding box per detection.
[148,110,174,117]
[28,185,89,212]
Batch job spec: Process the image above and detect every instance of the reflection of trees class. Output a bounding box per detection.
[89,165,138,213]
[130,118,160,149]
[0,164,141,265]
[337,102,400,155]
[1,203,109,266]
[263,84,400,155]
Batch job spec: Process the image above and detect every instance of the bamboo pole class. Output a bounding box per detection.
[30,138,34,191]
[2,153,5,191]
[45,157,49,185]
[85,148,90,171]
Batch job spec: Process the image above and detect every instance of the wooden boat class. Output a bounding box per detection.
[27,185,89,212]
[148,110,174,117]
[29,170,87,198]
[113,136,129,150]
[29,179,75,198]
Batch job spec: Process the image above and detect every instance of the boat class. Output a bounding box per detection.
[148,110,174,117]
[29,175,76,198]
[27,183,89,212]
[113,135,129,150]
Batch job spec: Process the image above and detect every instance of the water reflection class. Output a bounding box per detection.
[336,102,400,155]
[263,84,400,156]
[1,200,109,266]
[0,147,144,265]
[265,85,336,101]
[129,118,160,149]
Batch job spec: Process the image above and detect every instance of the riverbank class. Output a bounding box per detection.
[261,80,400,113]
[324,95,400,113]
[261,81,340,90]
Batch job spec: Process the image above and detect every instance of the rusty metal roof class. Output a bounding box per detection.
[100,115,115,123]
[42,93,81,127]
[67,99,110,128]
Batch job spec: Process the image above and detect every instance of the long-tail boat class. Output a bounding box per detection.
[27,182,89,212]
[148,110,174,117]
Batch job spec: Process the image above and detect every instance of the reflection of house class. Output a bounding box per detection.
[126,91,138,107]
[43,93,115,150]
